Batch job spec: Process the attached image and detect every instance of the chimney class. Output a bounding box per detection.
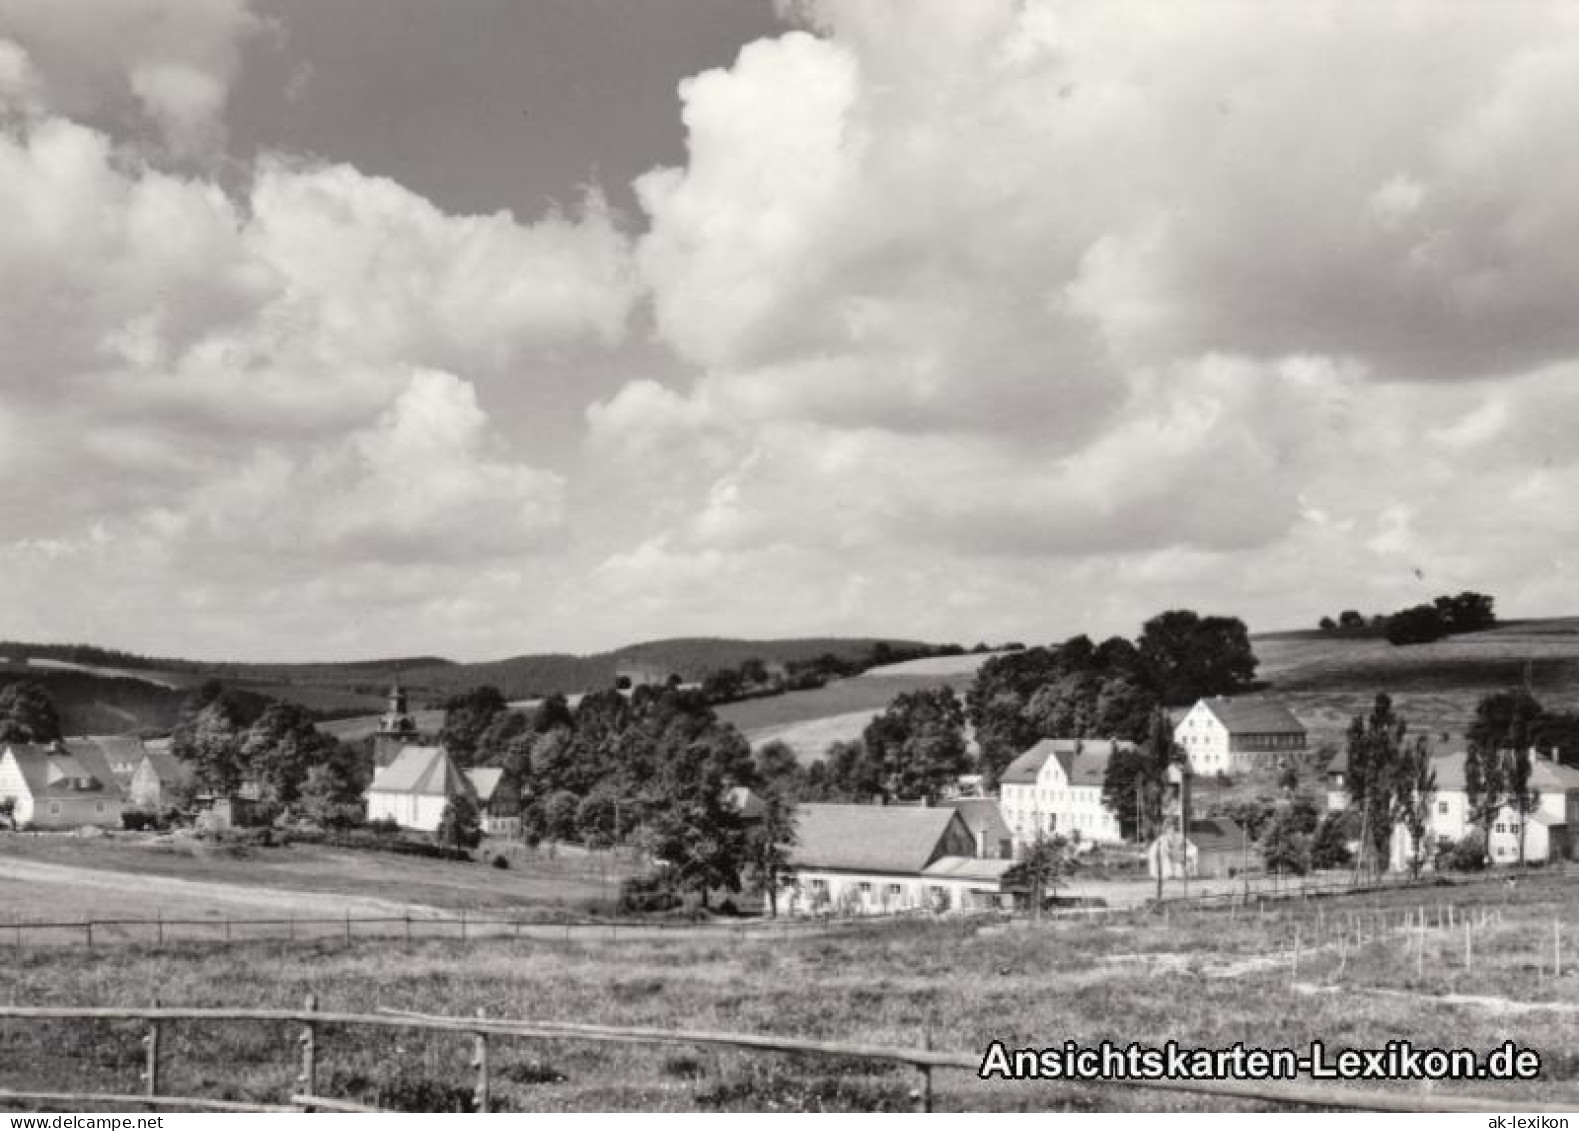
[976,829,987,859]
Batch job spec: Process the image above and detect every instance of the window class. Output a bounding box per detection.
[1495,823,1506,833]
[1438,802,1448,814]
[810,879,828,894]
[887,883,902,896]
[858,881,872,895]
[96,802,104,813]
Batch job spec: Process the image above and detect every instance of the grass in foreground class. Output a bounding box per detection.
[4,882,1579,1112]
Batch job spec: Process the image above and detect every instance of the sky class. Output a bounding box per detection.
[1,1,1576,662]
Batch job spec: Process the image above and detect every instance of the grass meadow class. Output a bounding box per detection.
[5,874,1579,1111]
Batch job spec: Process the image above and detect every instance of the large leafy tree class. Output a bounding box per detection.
[861,687,969,803]
[438,685,510,767]
[1004,832,1072,918]
[242,701,337,814]
[170,683,259,796]
[0,680,62,744]
[1136,610,1258,705]
[1465,690,1541,855]
[746,790,798,917]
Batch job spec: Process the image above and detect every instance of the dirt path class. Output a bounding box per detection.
[1294,982,1579,1015]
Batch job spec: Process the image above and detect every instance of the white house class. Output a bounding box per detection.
[0,742,125,829]
[783,803,1021,916]
[1174,697,1306,776]
[998,738,1127,849]
[465,767,520,839]
[365,745,475,832]
[1390,749,1579,869]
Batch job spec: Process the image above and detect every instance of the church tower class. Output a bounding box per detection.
[374,674,419,767]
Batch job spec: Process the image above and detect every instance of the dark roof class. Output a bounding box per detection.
[942,797,1011,845]
[58,740,122,794]
[1198,697,1306,735]
[140,743,192,785]
[3,743,121,799]
[1187,817,1247,853]
[1002,738,1129,786]
[70,736,148,780]
[790,803,967,874]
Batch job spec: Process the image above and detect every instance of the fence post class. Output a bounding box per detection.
[345,911,352,945]
[298,992,318,1112]
[461,909,468,943]
[85,920,93,949]
[405,914,412,943]
[142,996,161,1105]
[1464,920,1472,971]
[915,1030,933,1112]
[1556,920,1562,978]
[473,1007,490,1113]
[156,909,164,946]
[225,918,232,943]
[1291,924,1300,987]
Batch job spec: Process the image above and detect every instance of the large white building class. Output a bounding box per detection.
[998,738,1128,849]
[365,745,475,832]
[1391,749,1579,869]
[1174,697,1306,776]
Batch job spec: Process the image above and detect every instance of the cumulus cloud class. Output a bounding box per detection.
[0,0,263,156]
[585,0,1579,643]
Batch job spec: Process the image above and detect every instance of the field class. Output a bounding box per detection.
[5,875,1579,1111]
[1257,618,1579,745]
[0,834,630,927]
[716,654,1000,760]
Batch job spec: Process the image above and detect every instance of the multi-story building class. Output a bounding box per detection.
[998,738,1129,850]
[1174,697,1306,776]
[1390,748,1579,868]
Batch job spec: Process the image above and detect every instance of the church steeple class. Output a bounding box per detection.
[379,673,413,735]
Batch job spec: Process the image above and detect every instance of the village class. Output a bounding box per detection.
[4,655,1573,921]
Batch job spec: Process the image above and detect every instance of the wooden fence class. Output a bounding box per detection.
[2,1001,1576,1114]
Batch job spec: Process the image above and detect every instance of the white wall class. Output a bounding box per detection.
[367,790,449,832]
[785,868,1005,916]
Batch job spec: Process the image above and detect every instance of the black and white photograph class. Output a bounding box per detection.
[1,0,1578,1117]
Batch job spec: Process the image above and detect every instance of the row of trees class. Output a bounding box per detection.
[1384,591,1497,646]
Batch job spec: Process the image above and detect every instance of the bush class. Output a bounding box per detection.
[1443,829,1487,872]
[618,869,683,914]
[121,809,161,832]
[490,853,510,870]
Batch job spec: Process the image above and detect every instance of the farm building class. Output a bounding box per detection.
[998,738,1130,850]
[1175,697,1307,776]
[366,744,476,832]
[0,741,125,829]
[941,796,1014,859]
[1389,748,1579,869]
[126,743,193,810]
[465,767,520,839]
[783,803,1023,916]
[1147,817,1252,881]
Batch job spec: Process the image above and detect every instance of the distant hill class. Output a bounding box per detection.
[0,635,942,735]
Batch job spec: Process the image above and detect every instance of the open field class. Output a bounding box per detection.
[717,669,984,757]
[0,834,631,922]
[5,876,1579,1111]
[1257,618,1579,743]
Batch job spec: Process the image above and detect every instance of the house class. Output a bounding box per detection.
[941,797,1014,859]
[1174,697,1306,776]
[998,738,1129,850]
[365,745,476,832]
[68,736,150,789]
[1147,818,1252,881]
[465,767,520,839]
[0,742,125,829]
[127,743,193,810]
[783,803,1023,916]
[1389,748,1579,870]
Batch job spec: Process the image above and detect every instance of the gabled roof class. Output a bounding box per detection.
[466,767,503,804]
[67,736,149,781]
[1196,697,1306,735]
[1187,817,1247,853]
[370,745,475,799]
[139,743,191,785]
[942,797,1012,846]
[62,739,133,789]
[1001,738,1129,786]
[790,803,967,874]
[1428,749,1579,793]
[2,743,121,799]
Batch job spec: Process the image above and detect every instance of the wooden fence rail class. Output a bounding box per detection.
[2,1002,1576,1114]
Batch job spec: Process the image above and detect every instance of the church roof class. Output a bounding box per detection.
[371,745,475,799]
